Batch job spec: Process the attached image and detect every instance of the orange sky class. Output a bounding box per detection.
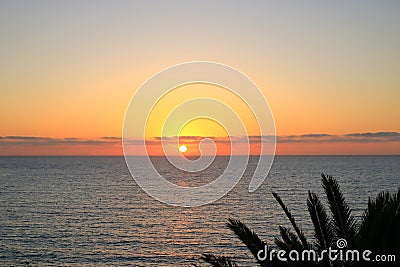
[0,2,399,155]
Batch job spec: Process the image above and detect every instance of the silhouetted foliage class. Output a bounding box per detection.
[200,174,399,267]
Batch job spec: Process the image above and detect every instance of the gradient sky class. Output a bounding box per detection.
[0,1,399,155]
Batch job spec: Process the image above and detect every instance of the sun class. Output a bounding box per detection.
[179,145,188,153]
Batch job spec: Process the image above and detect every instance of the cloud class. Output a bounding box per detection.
[299,134,333,138]
[153,136,207,141]
[0,136,54,141]
[100,136,121,140]
[0,136,121,146]
[138,132,400,144]
[278,132,400,143]
[344,132,400,137]
[1,131,399,147]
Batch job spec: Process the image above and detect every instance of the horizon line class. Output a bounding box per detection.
[1,154,399,157]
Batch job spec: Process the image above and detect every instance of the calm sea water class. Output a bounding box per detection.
[0,156,398,266]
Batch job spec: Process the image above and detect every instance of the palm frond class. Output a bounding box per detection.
[275,226,303,252]
[226,218,269,267]
[307,191,335,252]
[201,254,238,267]
[321,173,357,247]
[272,192,309,249]
[358,188,400,252]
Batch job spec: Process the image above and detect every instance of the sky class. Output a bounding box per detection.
[0,1,399,155]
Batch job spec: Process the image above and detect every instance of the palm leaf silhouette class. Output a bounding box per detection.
[357,188,400,252]
[274,226,302,252]
[307,191,335,252]
[321,174,357,248]
[226,218,270,267]
[272,192,309,250]
[307,191,335,267]
[201,174,399,267]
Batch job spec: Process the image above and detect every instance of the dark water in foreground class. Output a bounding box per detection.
[0,156,399,266]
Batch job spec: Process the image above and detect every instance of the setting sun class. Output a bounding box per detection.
[179,145,188,153]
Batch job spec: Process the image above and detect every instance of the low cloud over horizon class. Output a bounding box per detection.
[1,132,399,155]
[1,131,400,145]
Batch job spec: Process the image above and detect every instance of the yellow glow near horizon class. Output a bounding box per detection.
[179,118,228,137]
[144,83,260,139]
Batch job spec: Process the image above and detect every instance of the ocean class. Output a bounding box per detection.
[0,156,398,266]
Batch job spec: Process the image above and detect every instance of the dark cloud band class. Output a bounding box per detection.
[0,131,399,146]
